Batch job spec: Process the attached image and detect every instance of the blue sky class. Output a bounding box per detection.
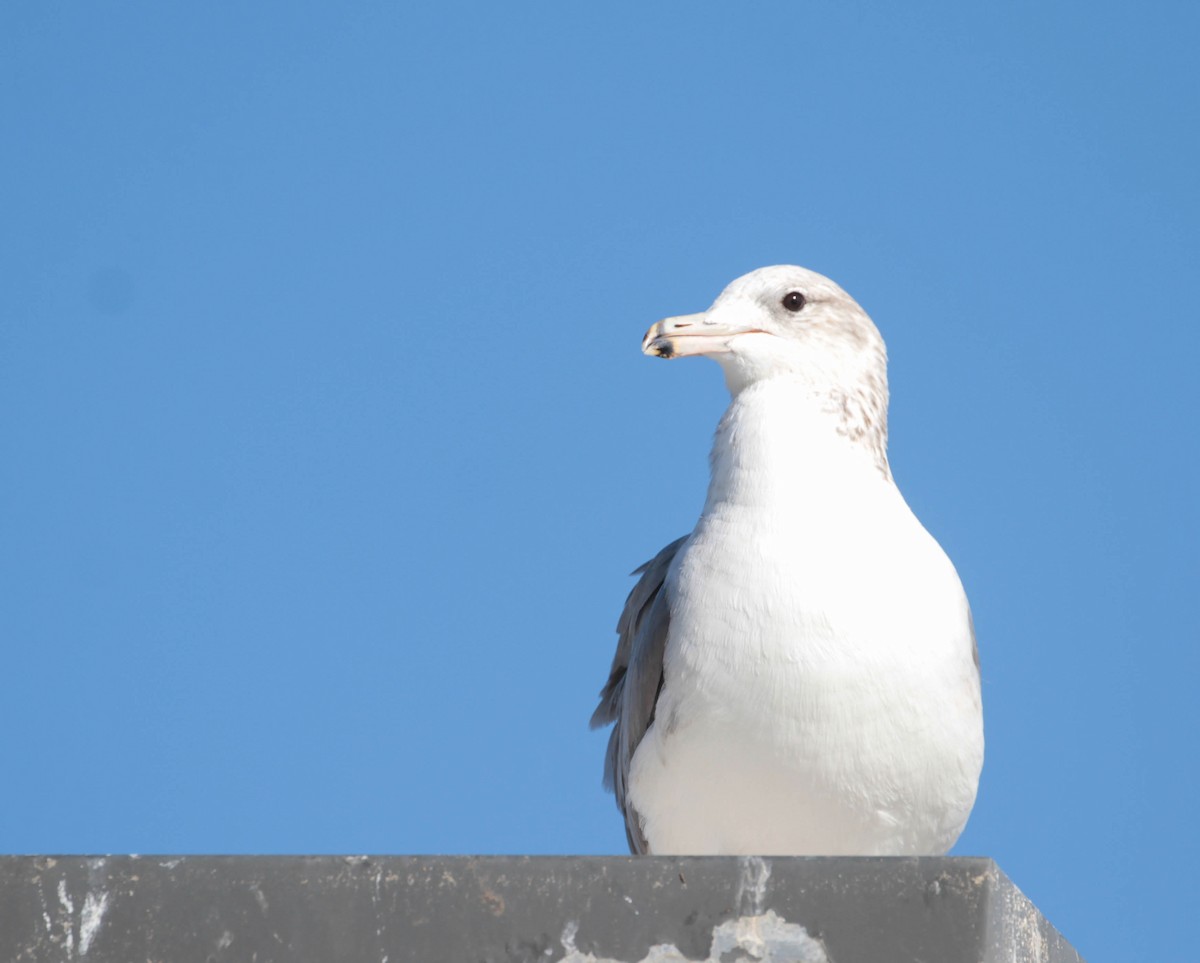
[2,2,1197,959]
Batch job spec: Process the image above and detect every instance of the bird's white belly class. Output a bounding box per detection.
[627,504,983,856]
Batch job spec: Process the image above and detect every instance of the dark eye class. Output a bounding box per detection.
[782,291,807,312]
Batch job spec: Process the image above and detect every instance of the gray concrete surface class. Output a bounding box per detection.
[0,856,1082,962]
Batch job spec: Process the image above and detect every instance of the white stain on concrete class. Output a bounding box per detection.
[56,880,74,915]
[735,857,771,916]
[56,880,75,956]
[36,880,53,935]
[79,890,110,955]
[709,911,827,962]
[557,909,827,963]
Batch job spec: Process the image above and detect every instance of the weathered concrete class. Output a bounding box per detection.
[0,856,1082,963]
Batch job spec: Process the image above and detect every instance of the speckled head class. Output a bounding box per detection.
[642,265,891,472]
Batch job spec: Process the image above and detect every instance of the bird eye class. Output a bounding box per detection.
[782,291,807,312]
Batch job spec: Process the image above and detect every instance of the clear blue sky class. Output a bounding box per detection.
[2,3,1196,960]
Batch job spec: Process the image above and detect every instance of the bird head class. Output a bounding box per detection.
[642,265,888,401]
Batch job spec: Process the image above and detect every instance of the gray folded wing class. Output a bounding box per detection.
[590,535,687,854]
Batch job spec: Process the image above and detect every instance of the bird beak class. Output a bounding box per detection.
[642,312,764,358]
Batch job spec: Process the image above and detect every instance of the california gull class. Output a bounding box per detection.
[592,265,984,855]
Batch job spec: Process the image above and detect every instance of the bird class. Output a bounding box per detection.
[591,265,983,856]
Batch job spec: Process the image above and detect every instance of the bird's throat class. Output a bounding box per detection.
[704,380,892,515]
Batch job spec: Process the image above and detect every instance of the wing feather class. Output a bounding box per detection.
[590,535,687,854]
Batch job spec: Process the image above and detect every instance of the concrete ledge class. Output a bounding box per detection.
[0,856,1082,963]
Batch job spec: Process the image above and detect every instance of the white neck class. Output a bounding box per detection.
[703,377,893,517]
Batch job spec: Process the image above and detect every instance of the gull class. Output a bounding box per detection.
[591,266,983,855]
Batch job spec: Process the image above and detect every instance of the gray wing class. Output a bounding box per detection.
[590,535,687,854]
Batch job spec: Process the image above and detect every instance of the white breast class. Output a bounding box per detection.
[627,380,984,855]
